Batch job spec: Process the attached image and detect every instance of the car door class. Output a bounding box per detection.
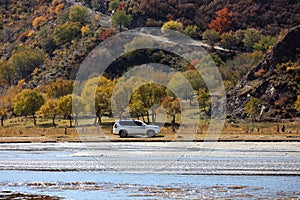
[133,121,147,134]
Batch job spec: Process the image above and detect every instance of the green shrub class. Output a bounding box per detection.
[54,22,81,45]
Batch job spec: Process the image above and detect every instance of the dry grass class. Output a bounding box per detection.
[0,116,300,142]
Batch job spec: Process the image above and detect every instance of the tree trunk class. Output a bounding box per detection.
[33,114,37,126]
[52,115,56,127]
[75,114,78,126]
[98,115,102,125]
[146,111,150,124]
[171,113,176,132]
[151,107,156,122]
[69,115,73,128]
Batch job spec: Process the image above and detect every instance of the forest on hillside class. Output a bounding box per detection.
[0,0,299,127]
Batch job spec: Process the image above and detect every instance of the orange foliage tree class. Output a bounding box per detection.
[32,16,47,29]
[208,8,233,34]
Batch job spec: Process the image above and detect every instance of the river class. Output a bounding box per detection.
[0,142,299,199]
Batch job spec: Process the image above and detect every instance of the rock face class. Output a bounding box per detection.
[227,25,300,120]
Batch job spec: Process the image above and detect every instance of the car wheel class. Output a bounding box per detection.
[146,130,155,137]
[119,130,127,138]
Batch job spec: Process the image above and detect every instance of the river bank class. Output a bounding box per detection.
[1,126,300,143]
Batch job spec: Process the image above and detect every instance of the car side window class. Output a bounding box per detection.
[119,121,136,126]
[134,121,143,126]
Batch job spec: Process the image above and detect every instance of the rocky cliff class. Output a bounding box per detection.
[227,25,300,121]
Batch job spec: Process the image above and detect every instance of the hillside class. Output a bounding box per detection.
[0,0,299,123]
[0,0,299,86]
[227,25,300,120]
[138,0,300,35]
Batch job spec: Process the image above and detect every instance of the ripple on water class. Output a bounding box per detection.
[1,179,299,200]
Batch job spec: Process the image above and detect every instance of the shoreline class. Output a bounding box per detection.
[1,138,300,143]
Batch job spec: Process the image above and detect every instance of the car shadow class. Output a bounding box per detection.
[125,135,164,138]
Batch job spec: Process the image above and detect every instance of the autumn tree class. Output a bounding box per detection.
[183,70,205,92]
[72,95,84,126]
[109,0,120,11]
[53,22,81,45]
[129,95,147,121]
[295,95,300,113]
[58,94,73,127]
[13,89,45,125]
[253,35,277,53]
[82,76,115,125]
[32,16,47,29]
[202,29,220,46]
[0,60,14,85]
[98,28,115,41]
[112,10,132,31]
[162,96,181,132]
[90,0,106,11]
[46,79,74,99]
[168,72,195,105]
[2,80,25,117]
[69,5,89,24]
[208,8,233,34]
[111,84,132,119]
[0,107,7,127]
[0,95,9,126]
[242,28,263,49]
[245,97,261,124]
[55,3,65,14]
[130,83,166,123]
[94,78,115,124]
[161,20,184,33]
[197,88,210,115]
[81,25,91,37]
[38,99,59,127]
[9,46,47,81]
[182,25,198,38]
[220,31,240,50]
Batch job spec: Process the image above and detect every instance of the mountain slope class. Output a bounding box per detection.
[227,25,300,120]
[139,0,300,34]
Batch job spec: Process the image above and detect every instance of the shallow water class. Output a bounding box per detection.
[0,142,299,199]
[1,171,300,199]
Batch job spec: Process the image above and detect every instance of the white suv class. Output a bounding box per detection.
[113,120,161,138]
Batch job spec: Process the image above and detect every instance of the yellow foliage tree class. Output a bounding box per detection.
[162,96,181,132]
[81,25,90,37]
[55,3,65,15]
[38,99,59,127]
[295,95,300,112]
[32,16,47,29]
[161,20,183,33]
[52,0,62,6]
[13,89,45,126]
[0,95,9,127]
